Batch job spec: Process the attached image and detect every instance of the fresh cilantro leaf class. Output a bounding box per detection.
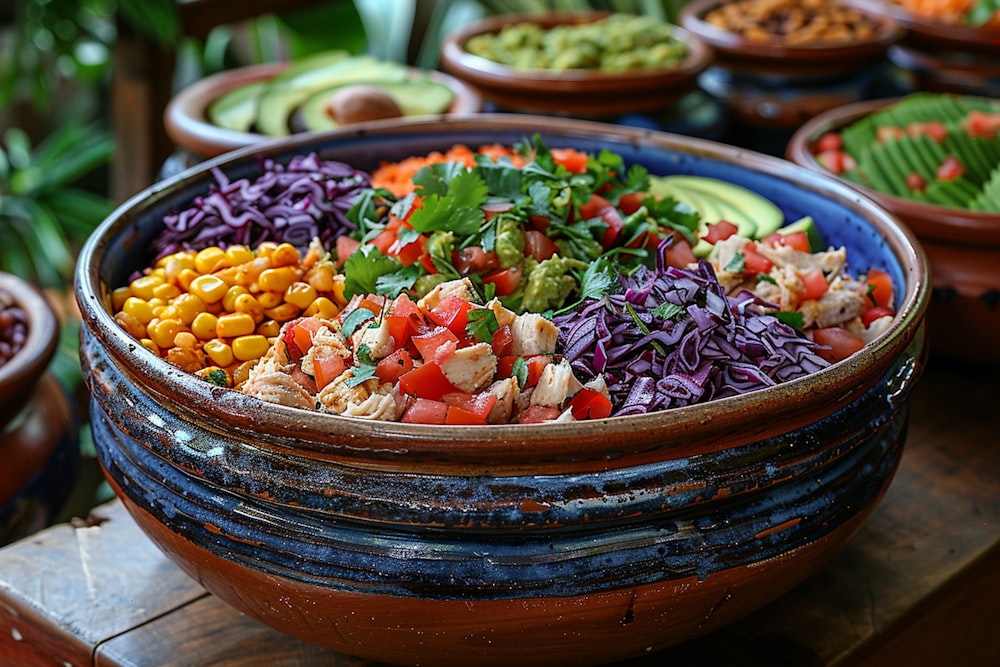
[340,307,376,339]
[345,345,378,387]
[652,302,684,320]
[375,263,421,297]
[475,154,524,197]
[466,308,500,342]
[578,256,618,301]
[775,311,805,329]
[624,163,650,192]
[347,188,390,231]
[342,245,400,299]
[408,167,488,235]
[758,273,778,285]
[412,161,468,197]
[724,252,746,274]
[511,356,529,389]
[204,368,228,387]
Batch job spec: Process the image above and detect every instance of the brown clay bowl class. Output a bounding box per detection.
[679,0,903,77]
[164,61,486,161]
[439,12,712,116]
[0,272,77,543]
[75,116,928,666]
[786,97,1000,366]
[861,0,1000,54]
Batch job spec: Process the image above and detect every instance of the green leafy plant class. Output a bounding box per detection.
[0,124,114,287]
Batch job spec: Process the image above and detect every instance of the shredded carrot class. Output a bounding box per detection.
[371,144,533,198]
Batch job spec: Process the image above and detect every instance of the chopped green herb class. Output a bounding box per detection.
[344,345,378,387]
[775,310,805,329]
[725,252,746,274]
[466,308,500,342]
[341,307,377,339]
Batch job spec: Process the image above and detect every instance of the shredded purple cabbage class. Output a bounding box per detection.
[553,259,830,416]
[150,153,369,261]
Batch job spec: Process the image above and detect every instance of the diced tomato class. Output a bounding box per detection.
[905,172,927,193]
[524,230,559,261]
[617,191,645,215]
[936,156,965,181]
[491,324,513,357]
[812,327,865,364]
[374,348,414,384]
[907,121,947,143]
[528,214,552,232]
[290,365,317,395]
[401,397,450,424]
[334,235,361,266]
[661,238,697,269]
[864,268,894,309]
[411,326,460,362]
[762,230,811,253]
[550,147,589,174]
[579,194,627,247]
[386,294,426,349]
[419,250,438,275]
[567,388,613,420]
[442,391,498,421]
[496,354,550,388]
[454,246,499,276]
[702,220,739,245]
[517,404,563,424]
[387,233,426,267]
[445,405,487,425]
[579,194,613,221]
[816,149,856,175]
[964,110,1000,139]
[482,266,522,297]
[398,362,459,401]
[313,349,348,390]
[814,132,843,153]
[282,317,324,362]
[743,242,774,274]
[876,125,905,143]
[861,306,895,328]
[427,294,474,337]
[800,268,829,301]
[370,215,404,254]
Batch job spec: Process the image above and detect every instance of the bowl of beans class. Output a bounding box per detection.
[679,0,903,77]
[0,272,78,544]
[75,115,928,665]
[439,12,712,115]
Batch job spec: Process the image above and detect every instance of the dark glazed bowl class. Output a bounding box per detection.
[76,116,928,666]
[439,13,711,115]
[164,62,485,161]
[786,98,1000,366]
[679,0,903,77]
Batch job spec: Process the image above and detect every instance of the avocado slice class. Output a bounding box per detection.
[256,54,410,137]
[208,81,268,133]
[296,78,457,133]
[660,175,784,239]
[648,176,760,257]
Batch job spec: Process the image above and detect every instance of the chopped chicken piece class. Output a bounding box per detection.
[486,377,519,424]
[803,276,867,329]
[484,297,517,329]
[531,359,583,408]
[317,370,399,420]
[511,313,559,356]
[351,309,394,360]
[440,342,497,393]
[417,277,478,312]
[302,325,351,377]
[242,370,314,410]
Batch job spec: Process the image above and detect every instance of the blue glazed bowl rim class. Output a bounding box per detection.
[74,114,930,462]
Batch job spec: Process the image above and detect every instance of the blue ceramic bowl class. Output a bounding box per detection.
[75,116,929,666]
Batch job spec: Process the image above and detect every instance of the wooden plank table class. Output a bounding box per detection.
[1,358,997,666]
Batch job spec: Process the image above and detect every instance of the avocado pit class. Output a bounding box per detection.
[326,84,403,124]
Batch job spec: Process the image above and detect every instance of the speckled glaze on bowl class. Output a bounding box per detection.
[439,13,712,116]
[679,0,903,77]
[76,116,928,666]
[786,97,1000,366]
[164,62,486,161]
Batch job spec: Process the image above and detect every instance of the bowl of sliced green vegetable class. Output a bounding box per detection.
[76,115,928,666]
[786,92,1000,365]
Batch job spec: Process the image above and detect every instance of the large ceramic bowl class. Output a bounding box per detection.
[439,13,711,116]
[786,97,1000,366]
[75,116,928,666]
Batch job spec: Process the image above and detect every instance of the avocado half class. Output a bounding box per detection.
[294,78,457,133]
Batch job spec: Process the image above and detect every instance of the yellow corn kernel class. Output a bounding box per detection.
[256,242,278,259]
[305,262,336,293]
[256,319,281,338]
[233,292,264,322]
[177,268,200,291]
[257,266,298,293]
[152,282,182,300]
[195,247,227,274]
[173,331,200,350]
[162,253,196,283]
[216,312,257,338]
[140,338,160,355]
[224,245,254,266]
[189,274,228,304]
[284,281,318,310]
[237,257,270,289]
[148,266,168,281]
[231,360,256,389]
[122,297,155,325]
[154,305,180,321]
[213,266,240,287]
[111,286,132,312]
[191,312,219,340]
[147,318,184,350]
[204,339,235,367]
[303,296,339,320]
[222,285,249,312]
[172,293,206,324]
[331,274,348,306]
[232,334,269,361]
[129,275,164,301]
[256,290,283,309]
[269,243,300,268]
[263,302,301,322]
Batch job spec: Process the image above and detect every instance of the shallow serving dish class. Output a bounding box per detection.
[786,97,1000,366]
[76,116,928,666]
[439,12,711,116]
[679,0,903,77]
